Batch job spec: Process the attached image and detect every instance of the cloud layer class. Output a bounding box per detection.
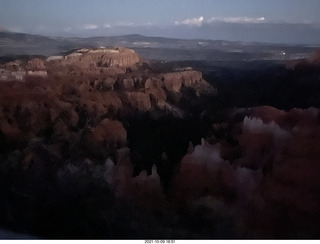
[175,16,266,27]
[6,15,319,44]
[83,24,98,30]
[208,16,266,24]
[175,16,205,27]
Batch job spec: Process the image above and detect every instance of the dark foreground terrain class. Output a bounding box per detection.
[1,35,320,239]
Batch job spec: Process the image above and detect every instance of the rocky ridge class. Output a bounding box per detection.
[0,47,215,163]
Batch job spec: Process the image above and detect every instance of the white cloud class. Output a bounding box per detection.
[175,16,204,27]
[117,22,134,27]
[103,23,111,28]
[83,24,98,30]
[63,27,72,32]
[174,16,264,27]
[208,16,266,24]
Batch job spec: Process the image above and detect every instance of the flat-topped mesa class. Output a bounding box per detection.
[64,47,141,69]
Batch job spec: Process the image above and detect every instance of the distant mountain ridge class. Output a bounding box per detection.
[0,31,318,61]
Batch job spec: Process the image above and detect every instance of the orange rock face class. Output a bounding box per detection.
[90,118,127,146]
[125,92,152,111]
[0,47,216,173]
[83,118,127,157]
[162,70,212,94]
[57,47,141,70]
[26,58,46,71]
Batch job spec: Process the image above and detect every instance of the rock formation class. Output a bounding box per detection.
[0,46,215,163]
[0,46,220,239]
[286,48,320,71]
[56,47,141,70]
[26,58,46,71]
[3,46,320,238]
[162,70,213,95]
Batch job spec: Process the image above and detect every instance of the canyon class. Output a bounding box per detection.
[1,41,320,239]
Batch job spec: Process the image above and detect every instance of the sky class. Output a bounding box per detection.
[1,0,320,44]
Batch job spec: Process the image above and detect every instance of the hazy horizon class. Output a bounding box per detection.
[1,0,320,45]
